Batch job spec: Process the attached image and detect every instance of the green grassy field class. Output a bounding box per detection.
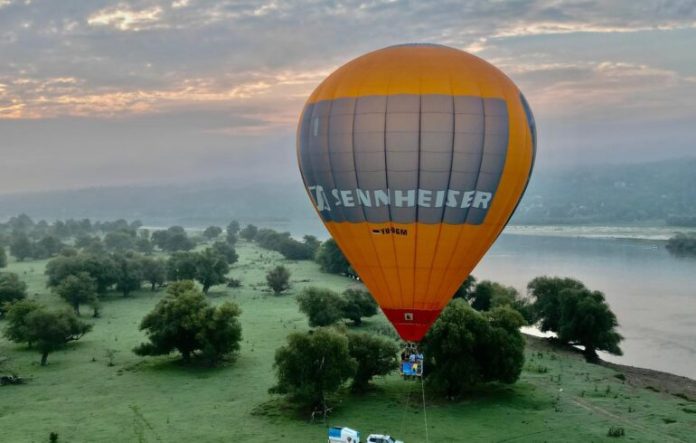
[1,242,695,442]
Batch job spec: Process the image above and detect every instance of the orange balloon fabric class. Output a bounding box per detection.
[297,44,536,341]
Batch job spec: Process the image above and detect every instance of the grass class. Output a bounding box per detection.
[1,241,695,442]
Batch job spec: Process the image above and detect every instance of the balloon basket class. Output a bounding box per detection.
[399,341,424,379]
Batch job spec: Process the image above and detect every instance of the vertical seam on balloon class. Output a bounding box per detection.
[411,79,423,312]
[383,85,404,308]
[421,80,457,311]
[430,83,486,301]
[349,85,396,309]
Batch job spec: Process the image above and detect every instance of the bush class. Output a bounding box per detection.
[266,265,291,294]
[297,287,345,327]
[133,281,242,364]
[422,301,526,397]
[271,328,356,410]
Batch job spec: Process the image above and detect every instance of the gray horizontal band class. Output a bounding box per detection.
[298,94,510,225]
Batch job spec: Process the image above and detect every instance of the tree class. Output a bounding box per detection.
[528,276,587,332]
[167,251,198,281]
[133,281,242,364]
[341,288,378,325]
[104,230,136,252]
[36,235,64,258]
[453,275,477,299]
[212,241,239,265]
[556,288,623,362]
[346,332,399,391]
[2,299,41,346]
[112,254,143,296]
[52,272,98,316]
[266,265,290,294]
[203,226,223,240]
[5,306,92,365]
[271,328,356,410]
[315,239,353,276]
[0,246,6,268]
[45,253,118,293]
[226,220,240,236]
[422,300,526,397]
[468,280,534,323]
[0,272,27,313]
[297,287,345,327]
[10,233,33,261]
[195,248,230,293]
[140,257,166,291]
[226,220,240,245]
[152,226,195,252]
[666,233,696,257]
[240,224,258,241]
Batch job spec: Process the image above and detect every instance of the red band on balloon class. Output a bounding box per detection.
[382,308,442,342]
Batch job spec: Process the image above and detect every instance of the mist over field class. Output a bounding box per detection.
[2,157,695,229]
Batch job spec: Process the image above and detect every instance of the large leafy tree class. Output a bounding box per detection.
[112,254,143,297]
[166,251,198,281]
[0,272,27,312]
[52,272,98,316]
[0,246,7,268]
[556,288,623,362]
[140,256,166,291]
[203,226,223,241]
[239,224,258,241]
[195,248,230,293]
[211,241,239,265]
[347,332,399,391]
[4,305,92,366]
[468,280,534,323]
[297,287,345,327]
[133,281,242,364]
[315,239,355,277]
[9,233,33,261]
[528,276,586,331]
[271,328,356,410]
[341,289,378,325]
[422,300,526,398]
[2,299,41,346]
[45,253,118,293]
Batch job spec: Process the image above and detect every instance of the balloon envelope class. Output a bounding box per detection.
[297,44,536,341]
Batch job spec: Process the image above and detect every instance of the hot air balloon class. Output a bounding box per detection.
[297,43,536,342]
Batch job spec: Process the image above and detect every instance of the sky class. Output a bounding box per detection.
[1,0,695,193]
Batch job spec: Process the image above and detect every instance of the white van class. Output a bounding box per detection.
[328,426,360,443]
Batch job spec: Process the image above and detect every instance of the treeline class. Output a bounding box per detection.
[666,233,696,257]
[270,273,624,410]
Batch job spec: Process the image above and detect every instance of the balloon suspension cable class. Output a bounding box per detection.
[398,374,414,437]
[421,373,430,443]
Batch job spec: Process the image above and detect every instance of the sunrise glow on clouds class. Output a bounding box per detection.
[1,0,695,190]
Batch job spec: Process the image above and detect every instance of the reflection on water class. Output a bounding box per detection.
[284,218,696,379]
[475,234,696,379]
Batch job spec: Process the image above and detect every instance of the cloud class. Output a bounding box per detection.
[87,4,165,31]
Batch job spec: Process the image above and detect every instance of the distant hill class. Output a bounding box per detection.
[515,157,696,225]
[1,158,695,228]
